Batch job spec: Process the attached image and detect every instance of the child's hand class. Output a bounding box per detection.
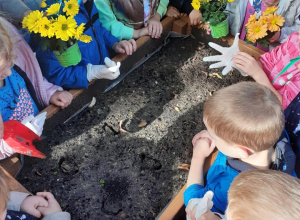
[269,31,281,43]
[113,39,137,55]
[233,52,264,79]
[145,13,163,38]
[166,6,180,18]
[20,195,48,218]
[189,9,202,26]
[36,192,62,216]
[50,91,73,109]
[192,130,215,160]
[133,27,149,38]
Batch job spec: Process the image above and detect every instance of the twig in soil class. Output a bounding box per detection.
[177,163,190,171]
[119,120,129,133]
[201,71,208,78]
[138,120,147,128]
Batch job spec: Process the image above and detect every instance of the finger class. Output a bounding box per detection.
[124,42,131,55]
[149,24,154,37]
[203,55,223,62]
[36,192,55,201]
[209,61,225,69]
[152,25,157,38]
[222,65,232,75]
[156,24,162,38]
[29,208,42,218]
[208,42,226,53]
[37,197,49,207]
[129,39,137,52]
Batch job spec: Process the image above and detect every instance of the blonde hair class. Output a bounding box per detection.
[0,13,16,65]
[264,0,280,7]
[203,82,284,152]
[227,170,300,220]
[0,167,10,214]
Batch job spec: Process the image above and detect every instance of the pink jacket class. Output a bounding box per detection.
[10,23,63,108]
[260,32,300,109]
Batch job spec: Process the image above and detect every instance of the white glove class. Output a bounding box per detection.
[21,112,47,137]
[187,191,214,220]
[0,139,15,160]
[203,33,246,76]
[86,57,121,82]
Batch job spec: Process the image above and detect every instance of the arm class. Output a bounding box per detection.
[7,192,31,211]
[278,6,300,43]
[94,0,134,40]
[157,0,169,17]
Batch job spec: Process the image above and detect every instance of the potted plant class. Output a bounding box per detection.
[245,6,285,47]
[22,0,92,67]
[191,0,235,38]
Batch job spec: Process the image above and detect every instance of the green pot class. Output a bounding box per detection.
[209,18,229,39]
[53,42,82,67]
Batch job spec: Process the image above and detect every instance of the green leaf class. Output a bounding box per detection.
[99,179,105,187]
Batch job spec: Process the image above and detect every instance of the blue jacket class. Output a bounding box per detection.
[184,134,296,214]
[36,0,119,89]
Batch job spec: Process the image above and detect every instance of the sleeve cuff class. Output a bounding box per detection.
[7,192,31,211]
[42,212,71,220]
[183,184,205,206]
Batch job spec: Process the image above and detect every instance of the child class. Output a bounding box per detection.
[94,0,169,40]
[0,166,70,220]
[36,0,137,89]
[188,170,300,220]
[166,0,202,26]
[233,29,300,110]
[0,16,72,122]
[184,82,296,215]
[228,0,300,51]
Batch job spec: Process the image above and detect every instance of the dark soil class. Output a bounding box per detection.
[18,32,247,220]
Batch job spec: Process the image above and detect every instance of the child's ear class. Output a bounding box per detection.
[237,146,253,159]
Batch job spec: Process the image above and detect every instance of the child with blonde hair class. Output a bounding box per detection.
[0,166,70,220]
[189,170,300,220]
[184,82,296,215]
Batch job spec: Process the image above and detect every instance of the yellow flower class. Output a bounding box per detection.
[74,23,85,40]
[41,0,47,8]
[246,14,257,27]
[53,15,77,41]
[191,0,201,10]
[247,21,268,40]
[267,13,285,32]
[258,15,267,25]
[246,32,257,43]
[263,6,279,15]
[22,10,44,33]
[39,17,55,38]
[46,3,61,16]
[79,35,92,43]
[227,0,235,2]
[63,0,80,17]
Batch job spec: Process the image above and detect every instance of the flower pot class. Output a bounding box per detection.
[209,18,229,39]
[53,42,82,67]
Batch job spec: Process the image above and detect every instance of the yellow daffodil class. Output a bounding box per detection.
[41,0,47,8]
[247,21,268,40]
[46,3,61,16]
[53,15,77,41]
[74,23,85,40]
[39,17,55,38]
[63,0,80,17]
[191,0,201,10]
[246,14,257,27]
[263,6,279,15]
[79,35,92,43]
[22,10,44,33]
[267,13,285,32]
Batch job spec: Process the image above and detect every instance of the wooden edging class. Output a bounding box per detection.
[40,17,176,119]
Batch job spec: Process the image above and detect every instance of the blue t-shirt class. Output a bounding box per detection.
[0,69,39,122]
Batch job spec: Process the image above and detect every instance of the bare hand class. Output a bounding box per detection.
[20,195,48,218]
[36,192,62,216]
[189,9,202,26]
[145,13,163,38]
[192,130,215,160]
[113,39,137,55]
[133,27,149,38]
[166,6,180,18]
[50,91,73,109]
[269,31,281,43]
[233,52,264,79]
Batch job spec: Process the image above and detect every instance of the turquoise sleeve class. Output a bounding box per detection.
[94,0,134,40]
[157,0,169,17]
